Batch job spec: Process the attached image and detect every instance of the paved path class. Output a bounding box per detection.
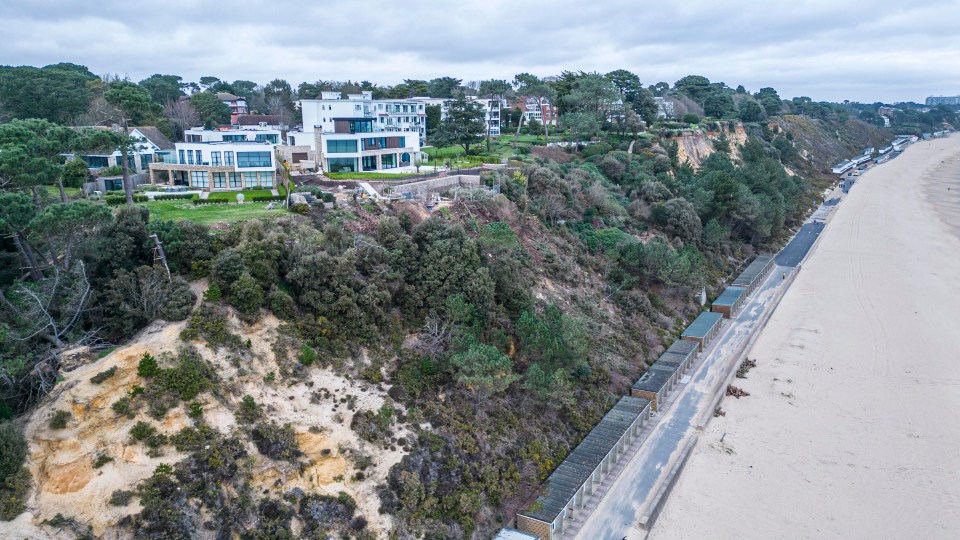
[570,192,847,539]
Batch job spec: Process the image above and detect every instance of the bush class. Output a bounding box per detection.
[202,283,222,302]
[112,396,134,417]
[250,421,301,461]
[152,193,195,200]
[90,366,118,384]
[0,467,30,521]
[153,349,215,401]
[109,489,134,506]
[137,353,160,377]
[49,410,71,429]
[187,401,203,419]
[682,113,701,124]
[235,395,260,424]
[298,345,318,366]
[180,304,244,350]
[290,202,309,215]
[93,453,114,468]
[0,422,27,482]
[130,421,158,442]
[106,194,148,205]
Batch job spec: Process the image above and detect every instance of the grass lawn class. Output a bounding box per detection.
[206,185,287,201]
[140,200,285,225]
[44,186,84,199]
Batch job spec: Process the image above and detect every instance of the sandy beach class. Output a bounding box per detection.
[650,135,960,540]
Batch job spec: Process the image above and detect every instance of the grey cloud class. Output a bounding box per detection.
[1,0,959,102]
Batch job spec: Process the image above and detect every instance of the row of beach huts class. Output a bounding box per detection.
[507,254,776,540]
[830,134,926,175]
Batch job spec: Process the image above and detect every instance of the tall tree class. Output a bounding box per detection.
[403,79,429,96]
[0,63,98,124]
[189,92,231,128]
[0,118,79,204]
[427,77,462,98]
[478,79,510,100]
[433,95,486,154]
[103,81,160,205]
[163,99,200,140]
[263,79,296,128]
[674,75,713,103]
[138,74,186,105]
[560,73,619,137]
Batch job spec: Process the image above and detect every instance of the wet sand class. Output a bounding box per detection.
[650,135,960,539]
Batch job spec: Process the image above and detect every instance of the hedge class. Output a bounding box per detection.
[107,195,148,205]
[152,193,196,200]
[192,199,229,206]
[251,195,285,202]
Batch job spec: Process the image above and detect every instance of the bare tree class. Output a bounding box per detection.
[0,261,92,347]
[416,315,452,358]
[163,99,200,140]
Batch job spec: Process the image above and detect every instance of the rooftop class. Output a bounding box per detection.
[657,339,699,368]
[237,114,283,126]
[632,365,677,394]
[681,311,724,339]
[732,254,775,287]
[712,287,746,307]
[520,396,649,523]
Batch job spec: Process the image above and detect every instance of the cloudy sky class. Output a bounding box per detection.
[2,0,959,103]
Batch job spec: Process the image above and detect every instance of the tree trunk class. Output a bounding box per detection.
[541,98,550,142]
[31,186,44,211]
[514,113,525,141]
[11,232,43,280]
[56,176,67,203]
[121,144,133,206]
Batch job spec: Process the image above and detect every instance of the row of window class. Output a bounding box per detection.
[189,171,273,188]
[176,150,271,168]
[326,139,357,153]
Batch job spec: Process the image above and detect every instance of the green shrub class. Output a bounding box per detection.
[236,395,260,424]
[106,194,148,205]
[250,421,301,461]
[298,345,318,366]
[130,421,158,442]
[49,410,71,430]
[290,202,309,215]
[108,489,134,506]
[180,304,244,350]
[137,353,160,377]
[0,421,27,483]
[0,467,31,521]
[202,283,222,302]
[187,401,203,419]
[90,366,118,384]
[111,396,134,417]
[93,453,114,468]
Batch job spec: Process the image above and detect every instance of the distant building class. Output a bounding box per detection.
[655,96,676,119]
[217,92,249,124]
[925,96,960,106]
[148,127,278,191]
[508,96,558,127]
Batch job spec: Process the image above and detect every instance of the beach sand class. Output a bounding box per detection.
[650,135,960,540]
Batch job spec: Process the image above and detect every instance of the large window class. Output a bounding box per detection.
[229,172,242,188]
[326,139,357,153]
[326,157,357,173]
[195,150,202,164]
[381,153,396,169]
[140,154,153,169]
[255,134,278,143]
[222,134,246,142]
[211,151,221,166]
[244,172,259,187]
[362,156,377,171]
[82,155,110,168]
[178,150,185,164]
[186,134,202,142]
[212,172,226,188]
[224,151,234,166]
[259,172,274,187]
[237,152,271,167]
[190,171,208,188]
[187,150,194,165]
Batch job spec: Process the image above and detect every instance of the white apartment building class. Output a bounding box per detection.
[315,117,422,174]
[297,91,426,149]
[64,126,175,175]
[147,128,278,191]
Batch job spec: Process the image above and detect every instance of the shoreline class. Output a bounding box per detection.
[649,135,960,540]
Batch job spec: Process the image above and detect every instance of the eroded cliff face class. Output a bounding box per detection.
[18,309,410,538]
[675,123,749,169]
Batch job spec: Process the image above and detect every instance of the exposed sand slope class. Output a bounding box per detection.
[4,306,410,539]
[651,135,960,540]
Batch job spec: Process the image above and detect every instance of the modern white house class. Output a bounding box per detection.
[315,117,422,173]
[147,128,278,191]
[297,91,426,150]
[63,126,175,175]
